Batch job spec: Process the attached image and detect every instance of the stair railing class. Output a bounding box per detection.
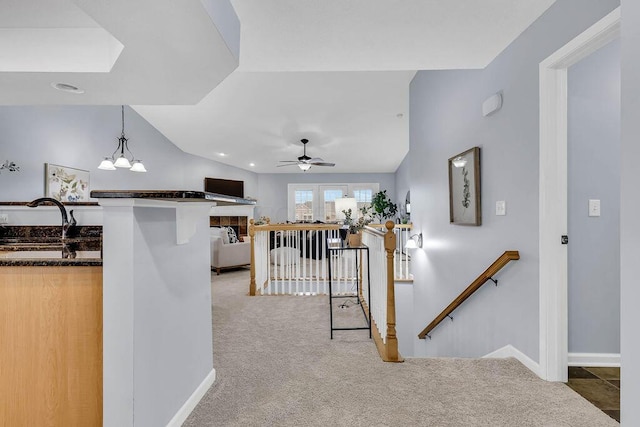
[368,223,413,281]
[249,219,403,362]
[361,221,402,362]
[417,250,520,340]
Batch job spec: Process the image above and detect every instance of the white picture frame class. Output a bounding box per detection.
[45,163,90,202]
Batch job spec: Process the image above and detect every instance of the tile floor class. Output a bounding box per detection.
[568,366,620,423]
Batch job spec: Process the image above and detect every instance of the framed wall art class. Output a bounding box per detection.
[45,163,90,202]
[448,147,481,226]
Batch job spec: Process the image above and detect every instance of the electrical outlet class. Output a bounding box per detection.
[496,201,506,216]
[0,214,8,224]
[588,199,601,217]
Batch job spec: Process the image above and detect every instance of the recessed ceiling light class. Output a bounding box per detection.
[249,163,255,167]
[218,152,226,157]
[51,82,85,94]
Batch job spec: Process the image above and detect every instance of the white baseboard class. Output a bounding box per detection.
[568,352,620,367]
[483,345,541,378]
[166,368,216,427]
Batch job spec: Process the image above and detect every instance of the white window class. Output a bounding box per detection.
[294,189,314,222]
[353,188,373,217]
[287,183,379,222]
[320,186,348,222]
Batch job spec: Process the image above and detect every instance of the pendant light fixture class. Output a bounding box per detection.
[98,106,147,172]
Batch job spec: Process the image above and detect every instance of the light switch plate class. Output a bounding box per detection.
[496,201,506,216]
[0,214,8,224]
[588,199,601,217]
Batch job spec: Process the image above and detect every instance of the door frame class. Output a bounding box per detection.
[538,7,620,381]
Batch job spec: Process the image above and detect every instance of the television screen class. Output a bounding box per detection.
[204,177,244,198]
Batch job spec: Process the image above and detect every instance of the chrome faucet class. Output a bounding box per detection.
[26,197,77,240]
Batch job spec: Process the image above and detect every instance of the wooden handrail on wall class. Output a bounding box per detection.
[417,250,520,340]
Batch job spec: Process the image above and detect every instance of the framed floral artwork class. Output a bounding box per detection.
[45,163,90,202]
[448,147,481,226]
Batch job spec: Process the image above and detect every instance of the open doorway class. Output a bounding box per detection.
[538,8,620,382]
[567,38,620,368]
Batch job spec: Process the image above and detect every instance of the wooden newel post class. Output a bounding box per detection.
[384,220,402,362]
[249,219,256,296]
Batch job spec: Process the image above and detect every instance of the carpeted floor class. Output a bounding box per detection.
[184,269,618,426]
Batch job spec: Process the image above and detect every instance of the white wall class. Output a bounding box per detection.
[408,0,620,361]
[256,172,396,222]
[620,0,640,423]
[567,39,620,354]
[0,106,258,203]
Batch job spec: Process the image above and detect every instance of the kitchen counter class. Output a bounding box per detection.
[0,226,102,266]
[93,189,216,426]
[90,189,256,205]
[1,264,103,424]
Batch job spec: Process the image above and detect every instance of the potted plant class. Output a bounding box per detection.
[370,190,398,224]
[342,206,372,247]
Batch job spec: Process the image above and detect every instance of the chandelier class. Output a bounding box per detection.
[98,106,147,172]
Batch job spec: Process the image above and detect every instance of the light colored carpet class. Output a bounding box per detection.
[184,269,618,426]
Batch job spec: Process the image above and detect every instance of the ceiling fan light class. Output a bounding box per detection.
[98,157,116,170]
[114,155,132,168]
[298,163,312,171]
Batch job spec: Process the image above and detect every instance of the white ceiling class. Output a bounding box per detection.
[0,0,237,104]
[232,0,556,71]
[0,0,556,173]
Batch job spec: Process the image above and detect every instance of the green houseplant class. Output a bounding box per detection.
[370,190,398,224]
[341,207,372,246]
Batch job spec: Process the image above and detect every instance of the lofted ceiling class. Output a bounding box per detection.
[0,0,556,173]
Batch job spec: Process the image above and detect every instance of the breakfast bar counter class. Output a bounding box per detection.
[92,189,254,427]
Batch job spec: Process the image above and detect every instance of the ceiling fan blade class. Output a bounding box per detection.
[276,139,334,169]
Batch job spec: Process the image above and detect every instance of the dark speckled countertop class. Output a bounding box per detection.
[90,190,257,206]
[0,226,102,267]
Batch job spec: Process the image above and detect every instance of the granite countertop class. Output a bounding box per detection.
[90,190,257,206]
[0,227,102,267]
[0,258,102,267]
[0,242,103,266]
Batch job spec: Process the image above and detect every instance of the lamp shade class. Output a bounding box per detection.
[130,160,147,172]
[114,155,132,168]
[98,158,116,170]
[405,239,418,249]
[405,232,423,249]
[335,197,358,221]
[298,163,312,171]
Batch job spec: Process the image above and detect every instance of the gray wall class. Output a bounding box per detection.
[568,40,620,354]
[256,173,396,222]
[132,207,213,426]
[409,0,619,361]
[620,0,640,423]
[0,106,258,202]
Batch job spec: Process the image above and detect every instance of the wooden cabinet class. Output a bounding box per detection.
[0,266,102,427]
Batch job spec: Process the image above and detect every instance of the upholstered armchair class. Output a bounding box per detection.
[210,227,251,275]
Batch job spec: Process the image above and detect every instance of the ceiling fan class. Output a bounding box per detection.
[278,138,335,171]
